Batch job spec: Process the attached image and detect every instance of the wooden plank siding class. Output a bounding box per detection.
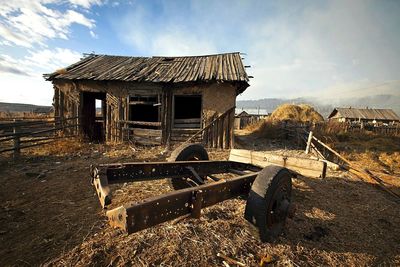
[46,52,249,148]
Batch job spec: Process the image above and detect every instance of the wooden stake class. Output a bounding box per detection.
[305,131,313,154]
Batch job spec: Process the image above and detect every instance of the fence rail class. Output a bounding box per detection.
[313,122,400,136]
[185,106,235,149]
[0,116,80,157]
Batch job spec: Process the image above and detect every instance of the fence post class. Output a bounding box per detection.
[13,119,20,159]
[305,131,313,154]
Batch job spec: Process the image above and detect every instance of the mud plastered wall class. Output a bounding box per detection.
[172,82,236,125]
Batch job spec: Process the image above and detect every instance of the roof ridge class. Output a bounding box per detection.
[80,52,242,59]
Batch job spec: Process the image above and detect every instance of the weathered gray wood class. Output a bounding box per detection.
[165,90,172,146]
[184,106,235,144]
[229,149,327,179]
[311,135,351,165]
[131,128,162,137]
[173,123,201,129]
[174,118,201,123]
[59,90,64,120]
[305,131,313,154]
[218,116,224,149]
[213,121,217,148]
[224,115,229,149]
[119,120,161,127]
[54,87,60,127]
[128,101,157,105]
[229,109,234,148]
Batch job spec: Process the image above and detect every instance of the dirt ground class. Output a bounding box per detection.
[0,134,399,266]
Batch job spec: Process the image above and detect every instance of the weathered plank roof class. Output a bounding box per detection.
[328,108,400,121]
[44,52,249,86]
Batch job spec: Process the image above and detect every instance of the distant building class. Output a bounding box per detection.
[234,110,268,129]
[328,107,400,124]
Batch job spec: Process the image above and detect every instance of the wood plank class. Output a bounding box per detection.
[229,149,327,179]
[173,124,201,129]
[218,117,224,149]
[131,128,162,137]
[174,118,201,123]
[131,136,161,145]
[171,129,198,134]
[120,120,161,127]
[128,101,157,105]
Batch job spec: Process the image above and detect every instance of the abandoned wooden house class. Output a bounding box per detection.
[44,52,250,147]
[234,111,267,129]
[328,107,400,125]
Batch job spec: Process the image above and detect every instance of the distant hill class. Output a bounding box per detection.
[237,94,400,118]
[236,97,334,118]
[0,102,53,113]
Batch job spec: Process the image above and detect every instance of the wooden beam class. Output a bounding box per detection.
[128,101,157,105]
[173,118,201,123]
[173,124,201,129]
[229,149,327,179]
[119,120,161,127]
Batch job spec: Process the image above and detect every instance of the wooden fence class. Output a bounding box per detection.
[313,122,400,136]
[0,116,80,158]
[345,124,400,136]
[185,107,235,149]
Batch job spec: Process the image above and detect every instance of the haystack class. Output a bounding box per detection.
[270,104,324,123]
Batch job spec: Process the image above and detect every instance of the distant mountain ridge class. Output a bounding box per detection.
[236,94,400,118]
[0,102,52,113]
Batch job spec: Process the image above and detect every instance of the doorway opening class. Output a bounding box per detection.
[82,92,106,142]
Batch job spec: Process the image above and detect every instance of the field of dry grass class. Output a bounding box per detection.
[0,131,399,266]
[0,111,52,120]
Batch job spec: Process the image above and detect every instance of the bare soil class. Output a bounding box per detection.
[0,136,399,266]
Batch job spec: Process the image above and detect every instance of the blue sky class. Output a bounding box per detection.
[0,0,399,105]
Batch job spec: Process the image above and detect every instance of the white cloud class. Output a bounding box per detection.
[0,73,53,105]
[24,48,82,71]
[0,0,98,47]
[0,48,82,76]
[69,0,103,9]
[90,30,98,39]
[0,48,82,105]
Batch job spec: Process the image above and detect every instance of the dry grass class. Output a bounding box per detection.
[241,118,286,140]
[1,130,399,266]
[44,167,400,267]
[25,138,85,156]
[270,104,324,123]
[313,123,400,172]
[0,111,52,119]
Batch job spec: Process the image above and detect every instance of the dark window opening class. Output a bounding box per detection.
[128,95,160,129]
[174,95,202,128]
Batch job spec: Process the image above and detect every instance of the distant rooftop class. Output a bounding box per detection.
[328,107,400,121]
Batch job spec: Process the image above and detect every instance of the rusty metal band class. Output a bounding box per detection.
[94,160,260,184]
[106,172,259,233]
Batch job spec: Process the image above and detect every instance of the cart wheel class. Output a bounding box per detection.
[244,165,292,242]
[168,143,209,190]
